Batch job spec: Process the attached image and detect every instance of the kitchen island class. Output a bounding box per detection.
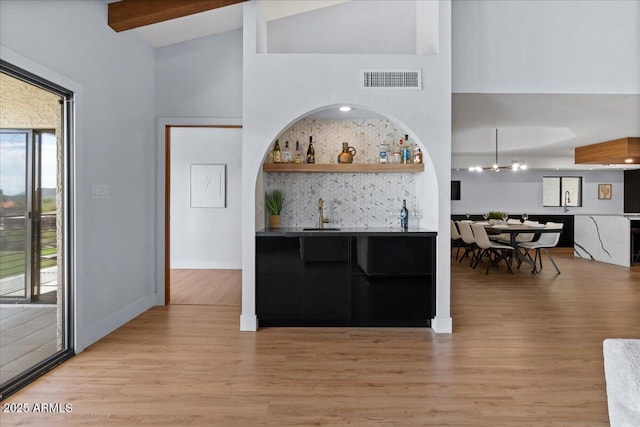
[574,214,640,267]
[256,228,437,327]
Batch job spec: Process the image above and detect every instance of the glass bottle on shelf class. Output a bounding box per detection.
[413,146,422,164]
[294,141,303,164]
[402,134,412,164]
[282,141,293,163]
[378,141,389,163]
[306,136,315,164]
[391,139,401,164]
[272,140,282,164]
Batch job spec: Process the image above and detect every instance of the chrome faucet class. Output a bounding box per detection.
[563,191,571,213]
[318,197,329,229]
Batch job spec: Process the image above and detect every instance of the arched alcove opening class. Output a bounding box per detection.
[254,104,438,231]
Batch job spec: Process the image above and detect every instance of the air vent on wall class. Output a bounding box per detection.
[361,69,422,90]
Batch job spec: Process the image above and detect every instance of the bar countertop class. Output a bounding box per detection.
[256,227,438,237]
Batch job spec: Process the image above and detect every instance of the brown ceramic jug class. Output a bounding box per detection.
[337,142,357,164]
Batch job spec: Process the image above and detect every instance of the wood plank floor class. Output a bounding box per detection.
[169,269,241,306]
[2,250,638,426]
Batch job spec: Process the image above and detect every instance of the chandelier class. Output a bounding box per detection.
[468,129,527,172]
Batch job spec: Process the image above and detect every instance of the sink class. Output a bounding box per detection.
[302,227,341,231]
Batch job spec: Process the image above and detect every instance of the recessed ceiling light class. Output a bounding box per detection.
[625,158,634,163]
[339,106,353,112]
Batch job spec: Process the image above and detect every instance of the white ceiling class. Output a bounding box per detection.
[113,1,640,170]
[452,93,640,158]
[129,0,348,48]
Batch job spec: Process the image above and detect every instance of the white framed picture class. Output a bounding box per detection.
[190,164,226,208]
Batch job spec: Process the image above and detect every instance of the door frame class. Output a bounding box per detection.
[161,121,242,305]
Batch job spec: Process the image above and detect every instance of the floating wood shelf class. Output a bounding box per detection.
[262,163,424,173]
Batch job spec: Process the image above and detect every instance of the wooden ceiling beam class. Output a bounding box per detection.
[108,0,247,32]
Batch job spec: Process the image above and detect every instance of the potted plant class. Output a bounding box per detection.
[487,211,505,225]
[265,190,284,228]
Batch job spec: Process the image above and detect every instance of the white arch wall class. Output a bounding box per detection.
[240,2,452,333]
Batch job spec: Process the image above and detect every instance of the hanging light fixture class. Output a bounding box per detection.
[469,129,527,172]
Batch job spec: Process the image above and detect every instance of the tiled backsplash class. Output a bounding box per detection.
[263,118,418,228]
[264,172,417,228]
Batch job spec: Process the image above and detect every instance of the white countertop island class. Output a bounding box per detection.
[574,215,638,267]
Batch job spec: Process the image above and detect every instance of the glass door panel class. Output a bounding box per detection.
[33,132,58,303]
[0,130,31,302]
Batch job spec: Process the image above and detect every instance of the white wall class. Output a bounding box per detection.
[1,1,156,351]
[452,0,640,94]
[155,29,244,298]
[170,127,242,269]
[451,169,624,215]
[241,1,452,332]
[156,29,243,118]
[267,0,417,54]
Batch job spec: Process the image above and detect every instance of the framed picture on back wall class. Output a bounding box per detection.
[598,184,612,200]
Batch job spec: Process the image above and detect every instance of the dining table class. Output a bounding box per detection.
[483,223,563,273]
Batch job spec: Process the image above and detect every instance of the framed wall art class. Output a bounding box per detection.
[190,164,226,208]
[598,183,612,200]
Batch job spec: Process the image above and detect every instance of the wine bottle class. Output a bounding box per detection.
[272,140,282,164]
[400,199,409,230]
[306,136,315,164]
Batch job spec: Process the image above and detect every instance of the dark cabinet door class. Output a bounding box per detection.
[301,237,350,321]
[351,274,431,323]
[352,235,435,326]
[355,236,434,275]
[303,261,349,320]
[256,237,303,320]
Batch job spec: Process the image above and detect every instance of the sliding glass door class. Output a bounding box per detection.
[1,130,59,303]
[0,63,74,398]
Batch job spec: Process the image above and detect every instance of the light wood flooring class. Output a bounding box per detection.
[169,269,241,306]
[2,250,639,426]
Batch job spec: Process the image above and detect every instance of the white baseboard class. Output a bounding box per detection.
[432,316,453,333]
[240,313,257,331]
[170,261,241,269]
[77,295,155,352]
